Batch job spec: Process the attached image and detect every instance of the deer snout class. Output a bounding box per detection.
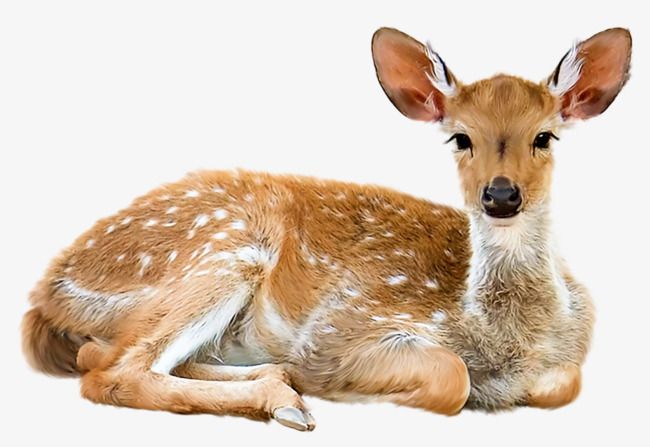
[481,176,522,218]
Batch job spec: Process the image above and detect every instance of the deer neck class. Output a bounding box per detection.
[462,205,569,320]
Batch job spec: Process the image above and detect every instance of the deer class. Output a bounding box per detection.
[22,27,631,431]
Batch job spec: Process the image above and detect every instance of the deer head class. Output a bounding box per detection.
[372,27,631,227]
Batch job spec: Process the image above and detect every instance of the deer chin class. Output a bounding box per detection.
[481,213,521,228]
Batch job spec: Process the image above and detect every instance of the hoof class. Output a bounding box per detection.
[272,406,316,432]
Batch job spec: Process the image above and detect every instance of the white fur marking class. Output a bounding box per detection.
[193,214,210,229]
[431,310,446,323]
[150,285,250,374]
[121,216,133,225]
[85,239,95,248]
[425,278,439,289]
[213,231,228,240]
[166,206,178,214]
[343,286,361,297]
[168,250,178,263]
[185,190,200,198]
[387,274,408,285]
[214,209,228,220]
[106,225,116,234]
[230,220,246,231]
[144,219,158,227]
[116,254,125,262]
[139,253,152,276]
[235,245,278,268]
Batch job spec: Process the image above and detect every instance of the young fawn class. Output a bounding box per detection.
[22,27,631,431]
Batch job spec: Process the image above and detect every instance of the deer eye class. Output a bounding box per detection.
[533,131,558,150]
[446,133,473,153]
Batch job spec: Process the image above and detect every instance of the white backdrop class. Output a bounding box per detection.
[1,1,648,445]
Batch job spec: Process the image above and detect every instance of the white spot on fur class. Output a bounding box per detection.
[548,42,583,97]
[371,315,387,322]
[383,231,394,238]
[139,253,152,276]
[85,239,95,248]
[187,229,196,239]
[244,193,254,202]
[343,286,360,297]
[321,325,337,334]
[121,216,133,225]
[151,284,250,374]
[213,231,228,240]
[386,274,407,286]
[193,214,210,228]
[106,225,116,234]
[214,209,228,220]
[230,220,246,231]
[116,254,125,262]
[425,278,439,289]
[194,270,210,277]
[212,186,225,194]
[168,250,178,263]
[431,310,446,323]
[394,313,412,320]
[166,206,178,214]
[185,190,200,198]
[144,219,158,227]
[161,220,176,227]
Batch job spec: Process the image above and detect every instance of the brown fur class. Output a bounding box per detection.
[21,27,631,430]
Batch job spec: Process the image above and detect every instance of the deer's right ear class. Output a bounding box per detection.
[372,28,456,122]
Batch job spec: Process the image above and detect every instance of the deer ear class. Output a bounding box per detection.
[547,28,632,120]
[372,27,457,122]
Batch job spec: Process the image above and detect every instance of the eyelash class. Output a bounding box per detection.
[445,133,473,156]
[533,131,559,152]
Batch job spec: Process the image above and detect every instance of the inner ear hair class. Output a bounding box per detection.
[547,28,632,120]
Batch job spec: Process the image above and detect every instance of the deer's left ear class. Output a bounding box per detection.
[547,28,632,120]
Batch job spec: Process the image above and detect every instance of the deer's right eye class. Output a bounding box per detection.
[446,133,473,153]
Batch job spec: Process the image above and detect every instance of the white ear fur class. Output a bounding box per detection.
[425,42,457,97]
[547,42,584,97]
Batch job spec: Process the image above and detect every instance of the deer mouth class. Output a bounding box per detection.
[482,213,520,227]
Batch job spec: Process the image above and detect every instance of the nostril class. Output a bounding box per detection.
[481,187,494,205]
[508,187,521,202]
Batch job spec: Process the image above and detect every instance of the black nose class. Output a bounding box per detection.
[481,176,522,218]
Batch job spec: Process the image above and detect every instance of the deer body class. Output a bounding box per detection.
[22,27,630,430]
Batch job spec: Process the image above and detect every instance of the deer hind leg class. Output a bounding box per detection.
[299,330,470,416]
[79,280,315,431]
[173,363,292,385]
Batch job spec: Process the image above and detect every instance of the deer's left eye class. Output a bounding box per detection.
[533,132,558,150]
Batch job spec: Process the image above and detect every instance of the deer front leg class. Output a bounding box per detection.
[298,332,471,415]
[527,364,581,408]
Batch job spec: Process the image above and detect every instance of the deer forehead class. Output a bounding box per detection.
[444,75,560,138]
